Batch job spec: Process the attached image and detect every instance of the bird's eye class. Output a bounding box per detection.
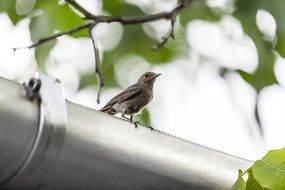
[145,73,149,77]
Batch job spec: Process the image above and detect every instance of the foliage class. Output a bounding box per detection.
[31,0,87,67]
[232,170,246,190]
[232,148,285,190]
[0,0,284,126]
[235,0,284,91]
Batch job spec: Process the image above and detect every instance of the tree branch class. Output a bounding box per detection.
[14,1,192,51]
[15,0,193,103]
[13,22,95,51]
[151,16,177,51]
[83,1,191,24]
[79,0,192,50]
[65,0,95,19]
[88,25,104,104]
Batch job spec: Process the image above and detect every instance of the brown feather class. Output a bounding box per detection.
[100,72,160,116]
[100,84,141,113]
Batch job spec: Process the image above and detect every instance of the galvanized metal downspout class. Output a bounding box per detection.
[0,76,252,190]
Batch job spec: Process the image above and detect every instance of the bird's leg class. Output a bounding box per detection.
[128,115,139,129]
[148,126,155,131]
[133,121,140,129]
[130,115,154,130]
[122,113,138,128]
[130,115,134,122]
[121,113,130,121]
[122,113,154,130]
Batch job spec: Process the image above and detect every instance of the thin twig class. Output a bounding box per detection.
[151,17,177,51]
[14,1,191,51]
[80,1,191,51]
[88,25,104,104]
[16,0,193,103]
[84,1,190,24]
[65,0,95,19]
[13,22,95,51]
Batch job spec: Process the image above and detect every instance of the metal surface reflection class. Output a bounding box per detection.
[0,77,251,190]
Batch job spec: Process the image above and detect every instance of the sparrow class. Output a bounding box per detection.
[100,72,161,127]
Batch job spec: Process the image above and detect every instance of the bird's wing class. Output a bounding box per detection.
[100,84,141,111]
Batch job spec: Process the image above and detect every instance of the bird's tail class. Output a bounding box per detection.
[100,106,116,115]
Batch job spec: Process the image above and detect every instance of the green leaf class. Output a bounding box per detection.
[238,31,277,92]
[30,0,87,66]
[252,148,285,190]
[103,0,143,16]
[0,0,25,24]
[137,108,150,127]
[79,67,117,90]
[234,0,280,91]
[267,1,285,57]
[245,169,264,190]
[35,41,56,70]
[232,170,246,190]
[180,0,220,26]
[31,0,86,39]
[235,0,285,57]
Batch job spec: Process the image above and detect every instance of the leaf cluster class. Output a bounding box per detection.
[232,148,285,190]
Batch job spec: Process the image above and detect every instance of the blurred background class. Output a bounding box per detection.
[0,0,284,160]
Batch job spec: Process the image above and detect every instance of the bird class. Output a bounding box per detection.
[100,71,161,127]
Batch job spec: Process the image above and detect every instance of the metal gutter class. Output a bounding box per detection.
[0,76,252,190]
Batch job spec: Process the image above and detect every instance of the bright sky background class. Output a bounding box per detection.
[0,0,285,160]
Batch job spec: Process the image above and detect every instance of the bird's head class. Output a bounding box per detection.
[138,72,161,87]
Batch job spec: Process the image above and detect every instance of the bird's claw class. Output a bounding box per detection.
[133,121,139,129]
[148,126,154,131]
[125,116,154,131]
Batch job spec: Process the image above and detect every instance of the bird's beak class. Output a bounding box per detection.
[154,73,161,78]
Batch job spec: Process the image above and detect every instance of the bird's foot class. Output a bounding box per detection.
[133,121,139,129]
[132,121,154,131]
[121,113,129,121]
[129,115,139,129]
[148,126,155,131]
[130,119,140,129]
